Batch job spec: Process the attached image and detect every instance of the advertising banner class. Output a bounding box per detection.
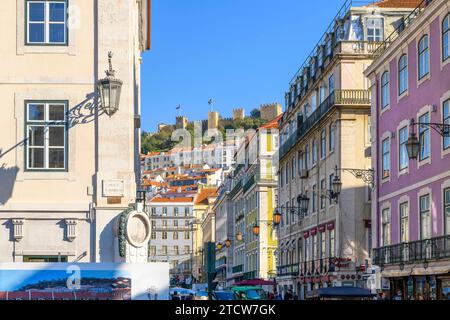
[0,263,169,300]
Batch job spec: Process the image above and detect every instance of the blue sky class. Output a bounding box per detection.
[141,0,345,132]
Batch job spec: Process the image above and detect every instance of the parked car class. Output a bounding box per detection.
[194,290,215,300]
[214,291,238,300]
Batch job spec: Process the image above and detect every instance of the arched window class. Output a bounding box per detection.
[418,35,429,79]
[398,54,408,95]
[443,14,449,61]
[381,71,390,109]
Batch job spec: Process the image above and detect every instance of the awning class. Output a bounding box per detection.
[316,286,375,298]
[411,266,450,276]
[381,270,411,278]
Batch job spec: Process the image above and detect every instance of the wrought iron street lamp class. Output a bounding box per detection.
[406,118,449,160]
[225,238,231,248]
[236,231,243,242]
[216,242,223,251]
[252,224,260,236]
[272,208,282,226]
[98,52,123,116]
[271,194,309,226]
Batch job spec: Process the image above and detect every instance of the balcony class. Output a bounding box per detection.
[299,258,337,275]
[232,264,244,274]
[279,89,371,160]
[337,41,383,55]
[277,264,299,277]
[243,271,257,280]
[373,235,450,266]
[228,180,242,199]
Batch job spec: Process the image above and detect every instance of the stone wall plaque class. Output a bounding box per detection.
[103,180,124,197]
[107,197,122,205]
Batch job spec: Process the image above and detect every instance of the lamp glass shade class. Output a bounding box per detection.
[225,239,231,248]
[236,232,243,242]
[98,77,122,116]
[406,133,420,160]
[332,176,342,196]
[273,211,282,226]
[252,224,260,236]
[216,242,223,251]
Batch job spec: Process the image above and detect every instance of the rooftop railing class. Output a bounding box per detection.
[373,0,434,57]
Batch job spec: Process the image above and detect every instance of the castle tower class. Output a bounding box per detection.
[232,108,245,121]
[208,111,219,130]
[260,103,282,121]
[176,116,188,129]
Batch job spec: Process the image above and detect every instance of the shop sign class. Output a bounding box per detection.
[381,278,390,290]
[303,231,310,238]
[326,221,335,230]
[318,225,326,233]
[310,227,317,236]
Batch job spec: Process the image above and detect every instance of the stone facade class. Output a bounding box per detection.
[260,103,282,121]
[0,0,150,263]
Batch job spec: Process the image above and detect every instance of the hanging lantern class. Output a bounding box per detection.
[225,238,232,248]
[273,208,282,226]
[297,194,310,215]
[236,231,243,242]
[252,224,260,236]
[332,175,342,198]
[216,242,223,251]
[406,132,420,160]
[98,52,123,116]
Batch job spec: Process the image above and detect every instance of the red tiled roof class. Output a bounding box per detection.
[150,197,194,203]
[259,114,282,130]
[370,0,422,8]
[195,188,218,205]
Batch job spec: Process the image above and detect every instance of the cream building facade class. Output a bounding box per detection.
[0,0,151,263]
[276,1,417,298]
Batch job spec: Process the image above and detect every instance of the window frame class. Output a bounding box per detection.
[399,202,409,243]
[381,208,391,246]
[381,137,390,179]
[444,188,450,235]
[419,112,431,161]
[419,194,432,240]
[25,100,68,172]
[398,54,408,96]
[443,99,450,150]
[381,71,390,109]
[443,14,450,62]
[418,35,430,80]
[399,126,409,171]
[25,0,69,46]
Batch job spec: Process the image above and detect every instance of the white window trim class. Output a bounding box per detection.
[416,28,431,88]
[441,179,450,235]
[397,119,410,177]
[417,105,433,169]
[380,201,391,247]
[417,187,433,240]
[397,49,409,102]
[441,90,450,158]
[440,11,450,70]
[398,195,410,244]
[380,67,391,116]
[26,1,68,45]
[380,131,392,184]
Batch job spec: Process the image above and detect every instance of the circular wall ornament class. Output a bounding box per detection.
[126,211,151,248]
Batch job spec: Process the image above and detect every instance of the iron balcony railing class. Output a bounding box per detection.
[299,257,337,276]
[373,0,434,57]
[228,180,242,199]
[243,271,257,280]
[232,264,244,274]
[373,235,450,266]
[279,89,371,160]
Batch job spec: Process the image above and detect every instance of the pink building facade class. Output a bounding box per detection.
[366,0,450,300]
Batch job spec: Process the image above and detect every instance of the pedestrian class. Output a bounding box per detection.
[172,291,181,300]
[293,294,299,300]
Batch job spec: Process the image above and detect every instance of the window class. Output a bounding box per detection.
[398,55,408,95]
[381,137,390,179]
[185,207,190,216]
[185,220,190,227]
[26,1,68,45]
[298,151,303,174]
[305,144,310,169]
[162,207,167,216]
[150,246,156,256]
[328,74,335,94]
[184,231,190,240]
[174,208,179,216]
[420,194,432,240]
[329,229,335,257]
[151,220,156,228]
[23,255,68,262]
[162,232,167,240]
[173,220,178,228]
[173,246,179,255]
[444,14,450,61]
[381,208,390,246]
[399,126,409,171]
[366,18,383,42]
[329,122,335,151]
[320,232,326,259]
[329,174,334,205]
[162,245,167,255]
[185,245,190,254]
[319,86,326,104]
[312,185,317,212]
[162,220,167,228]
[151,207,156,215]
[286,162,290,184]
[320,179,326,209]
[400,202,409,243]
[381,71,390,109]
[151,231,156,240]
[419,113,430,161]
[311,93,317,112]
[445,188,450,235]
[320,129,326,159]
[444,100,450,150]
[292,156,296,179]
[418,35,429,80]
[26,102,67,170]
[173,231,178,240]
[312,139,317,165]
